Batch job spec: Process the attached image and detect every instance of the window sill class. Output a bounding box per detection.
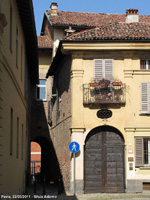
[36,99,47,102]
[140,167,150,170]
[140,113,150,116]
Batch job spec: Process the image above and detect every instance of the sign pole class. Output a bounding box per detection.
[68,141,80,196]
[73,152,75,195]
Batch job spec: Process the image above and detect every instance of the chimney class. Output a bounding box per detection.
[50,3,58,16]
[65,26,75,36]
[126,9,139,23]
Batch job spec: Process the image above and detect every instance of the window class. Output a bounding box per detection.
[9,5,12,51]
[141,82,150,114]
[10,108,13,155]
[135,137,150,167]
[94,59,113,80]
[37,79,46,100]
[21,45,23,80]
[56,88,59,112]
[140,60,150,70]
[21,124,23,160]
[16,28,18,67]
[16,117,19,158]
[48,100,52,126]
[144,138,150,165]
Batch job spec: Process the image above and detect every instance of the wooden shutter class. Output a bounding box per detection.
[94,59,113,80]
[141,82,150,114]
[94,59,103,80]
[104,59,113,80]
[135,137,143,167]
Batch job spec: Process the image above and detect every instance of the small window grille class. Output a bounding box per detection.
[97,109,112,119]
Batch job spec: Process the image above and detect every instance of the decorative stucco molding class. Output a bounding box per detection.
[125,127,150,132]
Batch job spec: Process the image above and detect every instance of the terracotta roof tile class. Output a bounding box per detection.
[47,11,126,27]
[64,23,150,41]
[37,36,53,48]
[46,10,150,27]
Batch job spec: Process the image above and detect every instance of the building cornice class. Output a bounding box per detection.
[61,42,150,53]
[16,0,38,84]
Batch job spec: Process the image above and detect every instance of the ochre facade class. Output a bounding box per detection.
[50,43,150,193]
[0,0,38,195]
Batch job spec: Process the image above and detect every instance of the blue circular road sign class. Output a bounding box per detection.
[69,141,80,153]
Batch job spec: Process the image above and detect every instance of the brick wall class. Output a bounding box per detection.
[50,55,72,192]
[43,18,54,43]
[30,142,41,174]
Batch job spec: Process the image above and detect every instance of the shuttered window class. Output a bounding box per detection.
[140,60,150,70]
[135,137,143,167]
[135,137,150,167]
[94,59,113,80]
[141,82,150,114]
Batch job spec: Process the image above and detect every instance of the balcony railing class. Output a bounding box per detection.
[83,81,126,105]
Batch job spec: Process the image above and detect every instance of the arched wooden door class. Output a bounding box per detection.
[84,127,125,193]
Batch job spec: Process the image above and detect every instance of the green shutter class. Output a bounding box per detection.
[135,137,143,167]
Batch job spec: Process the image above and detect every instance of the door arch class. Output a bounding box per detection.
[84,126,125,193]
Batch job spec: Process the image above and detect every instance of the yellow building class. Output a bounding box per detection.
[46,9,150,194]
[0,0,38,195]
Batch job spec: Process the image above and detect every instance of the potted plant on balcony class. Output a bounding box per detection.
[89,82,99,87]
[112,81,122,86]
[99,79,110,86]
[89,78,99,87]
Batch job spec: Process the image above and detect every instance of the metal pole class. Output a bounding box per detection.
[73,153,75,195]
[34,162,35,175]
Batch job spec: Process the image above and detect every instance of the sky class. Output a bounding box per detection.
[32,0,150,35]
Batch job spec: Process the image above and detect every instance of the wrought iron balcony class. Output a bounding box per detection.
[83,80,126,105]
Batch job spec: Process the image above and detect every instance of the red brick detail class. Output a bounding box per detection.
[30,142,41,174]
[126,9,139,15]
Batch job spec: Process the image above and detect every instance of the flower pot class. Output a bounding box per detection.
[100,83,108,86]
[113,82,122,86]
[89,83,99,87]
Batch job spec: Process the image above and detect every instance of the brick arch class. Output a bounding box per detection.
[30,141,41,175]
[30,137,62,184]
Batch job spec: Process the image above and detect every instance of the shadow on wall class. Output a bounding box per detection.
[52,55,72,105]
[26,100,64,194]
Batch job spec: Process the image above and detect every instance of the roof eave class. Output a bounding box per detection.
[16,0,39,84]
[51,24,96,29]
[46,39,150,78]
[62,39,150,43]
[38,47,52,52]
[46,42,63,78]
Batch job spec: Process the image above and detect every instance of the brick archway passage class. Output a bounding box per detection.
[31,137,62,184]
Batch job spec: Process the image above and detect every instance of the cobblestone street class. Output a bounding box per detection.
[25,184,150,200]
